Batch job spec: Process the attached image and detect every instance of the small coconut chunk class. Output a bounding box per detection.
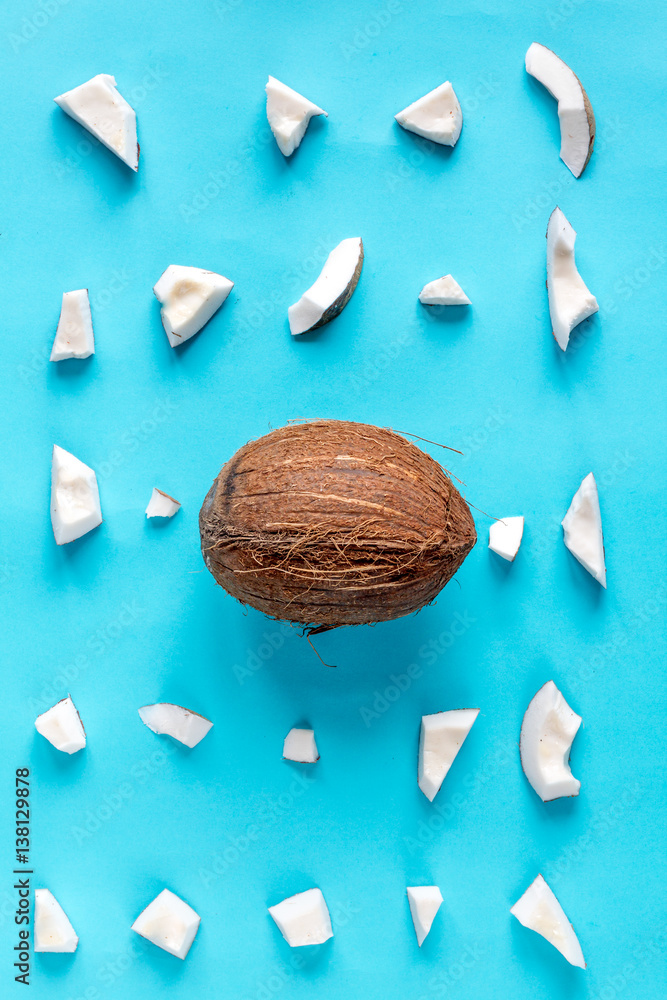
[511,874,585,968]
[418,274,470,306]
[35,696,86,754]
[132,888,200,959]
[547,208,598,351]
[153,265,233,348]
[489,516,524,562]
[561,472,606,586]
[407,886,443,946]
[34,889,79,953]
[146,488,181,519]
[266,76,327,157]
[268,888,333,947]
[288,237,363,336]
[51,445,102,545]
[525,43,595,178]
[138,704,213,748]
[50,290,94,361]
[418,709,479,802]
[283,728,319,763]
[520,680,581,802]
[395,82,462,147]
[54,74,138,171]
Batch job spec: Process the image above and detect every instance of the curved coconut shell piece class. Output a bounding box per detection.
[199,420,476,628]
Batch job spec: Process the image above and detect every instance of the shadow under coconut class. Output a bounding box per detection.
[392,122,460,167]
[51,110,139,198]
[47,357,95,386]
[417,301,473,342]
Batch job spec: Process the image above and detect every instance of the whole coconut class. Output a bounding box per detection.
[199,420,476,629]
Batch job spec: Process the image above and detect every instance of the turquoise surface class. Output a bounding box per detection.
[2,0,666,998]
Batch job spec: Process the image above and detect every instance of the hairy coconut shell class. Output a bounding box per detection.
[199,420,476,629]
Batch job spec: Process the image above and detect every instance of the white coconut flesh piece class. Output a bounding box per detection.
[288,237,363,336]
[546,208,598,350]
[489,516,524,561]
[54,74,139,171]
[50,290,94,361]
[418,274,470,306]
[395,81,462,146]
[268,888,333,947]
[266,76,327,156]
[520,680,581,801]
[407,886,443,946]
[511,874,586,968]
[131,888,200,959]
[34,889,79,952]
[525,43,595,178]
[561,472,606,586]
[51,445,102,545]
[153,265,234,347]
[283,728,319,763]
[35,695,86,753]
[138,704,213,748]
[418,709,479,801]
[146,488,181,518]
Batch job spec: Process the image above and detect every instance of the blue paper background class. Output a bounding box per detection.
[1,0,666,997]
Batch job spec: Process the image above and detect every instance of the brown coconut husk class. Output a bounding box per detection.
[199,420,476,630]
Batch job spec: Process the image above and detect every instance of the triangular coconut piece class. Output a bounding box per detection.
[51,290,94,361]
[407,886,443,946]
[525,43,595,178]
[54,74,139,171]
[34,889,79,952]
[395,81,462,147]
[266,76,327,157]
[146,488,181,518]
[418,709,479,801]
[138,704,213,748]
[418,274,470,306]
[511,874,585,968]
[153,265,233,347]
[561,473,606,587]
[546,208,598,350]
